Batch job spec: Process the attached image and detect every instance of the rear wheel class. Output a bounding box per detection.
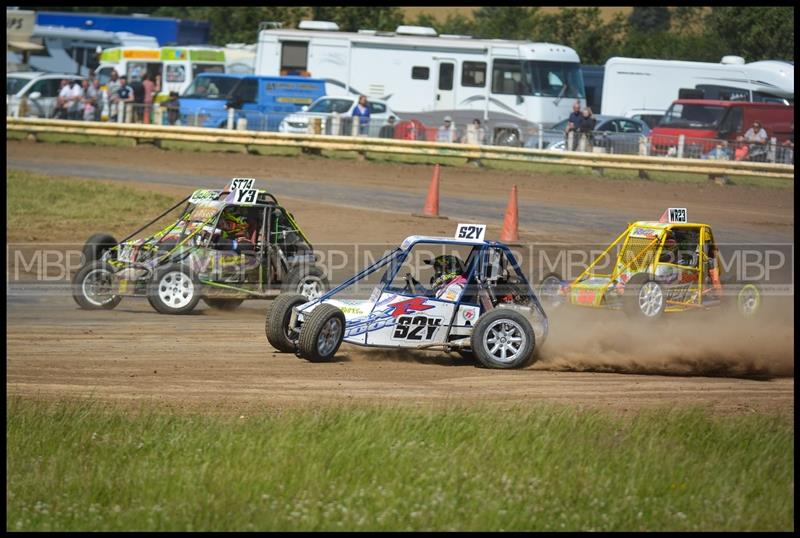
[265,293,307,352]
[538,272,565,310]
[725,283,761,319]
[81,233,118,265]
[297,304,345,362]
[72,261,122,310]
[284,265,329,300]
[471,309,536,369]
[147,264,201,315]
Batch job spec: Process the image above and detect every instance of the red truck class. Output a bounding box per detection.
[650,99,794,158]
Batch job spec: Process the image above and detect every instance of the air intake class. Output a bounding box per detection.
[395,25,438,37]
[298,20,340,31]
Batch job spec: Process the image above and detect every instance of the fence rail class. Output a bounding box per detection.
[7,116,794,181]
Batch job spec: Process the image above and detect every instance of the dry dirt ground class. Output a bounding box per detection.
[5,140,795,416]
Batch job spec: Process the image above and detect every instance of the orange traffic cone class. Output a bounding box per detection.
[500,184,519,242]
[421,164,441,217]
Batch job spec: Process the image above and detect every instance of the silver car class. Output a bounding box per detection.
[278,96,399,137]
[7,72,86,119]
[526,115,652,154]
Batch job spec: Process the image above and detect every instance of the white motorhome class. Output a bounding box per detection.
[601,56,794,124]
[255,21,585,145]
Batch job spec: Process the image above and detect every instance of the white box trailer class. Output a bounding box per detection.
[255,21,586,145]
[600,56,794,123]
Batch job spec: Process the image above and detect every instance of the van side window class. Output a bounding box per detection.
[233,79,258,104]
[370,102,386,114]
[412,66,430,80]
[492,59,523,95]
[462,61,486,87]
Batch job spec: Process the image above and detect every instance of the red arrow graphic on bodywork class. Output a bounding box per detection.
[386,297,435,317]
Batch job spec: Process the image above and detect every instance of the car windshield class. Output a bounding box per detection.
[7,77,29,95]
[551,119,569,131]
[658,104,728,129]
[182,76,240,99]
[308,98,353,114]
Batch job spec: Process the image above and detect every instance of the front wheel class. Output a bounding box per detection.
[72,261,122,310]
[147,264,202,315]
[624,277,665,320]
[726,283,761,319]
[297,304,345,362]
[471,309,536,369]
[265,293,307,352]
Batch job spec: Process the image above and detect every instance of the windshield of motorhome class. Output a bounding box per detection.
[658,103,727,129]
[491,60,585,98]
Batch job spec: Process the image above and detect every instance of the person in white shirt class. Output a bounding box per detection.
[67,80,84,120]
[54,79,71,119]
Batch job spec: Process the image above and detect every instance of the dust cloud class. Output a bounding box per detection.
[535,297,794,379]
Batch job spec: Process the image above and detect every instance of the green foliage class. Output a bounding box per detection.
[628,7,671,32]
[311,7,404,32]
[472,7,539,40]
[706,7,795,61]
[534,8,627,65]
[6,398,794,531]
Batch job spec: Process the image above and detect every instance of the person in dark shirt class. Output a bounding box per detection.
[129,77,145,123]
[115,77,134,122]
[576,107,596,151]
[565,100,582,151]
[379,116,396,139]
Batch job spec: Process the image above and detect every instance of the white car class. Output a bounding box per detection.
[265,225,550,369]
[278,96,399,137]
[7,72,86,118]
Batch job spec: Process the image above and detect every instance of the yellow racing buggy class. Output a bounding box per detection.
[538,208,762,320]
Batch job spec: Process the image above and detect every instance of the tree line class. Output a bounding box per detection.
[30,6,794,65]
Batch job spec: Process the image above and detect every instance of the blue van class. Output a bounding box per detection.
[179,73,326,131]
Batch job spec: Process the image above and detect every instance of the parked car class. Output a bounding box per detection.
[7,71,85,118]
[278,96,399,137]
[525,115,651,154]
[650,99,794,158]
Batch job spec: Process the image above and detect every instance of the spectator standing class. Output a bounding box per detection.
[576,107,596,151]
[780,121,793,164]
[67,79,84,120]
[54,79,71,119]
[115,77,134,122]
[437,116,455,142]
[142,73,161,125]
[463,118,486,145]
[129,76,145,123]
[93,79,106,121]
[351,95,371,136]
[379,115,396,139]
[164,91,181,125]
[81,79,98,121]
[565,100,582,150]
[106,69,121,121]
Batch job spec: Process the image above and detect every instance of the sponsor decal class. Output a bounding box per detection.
[630,227,662,239]
[386,297,434,318]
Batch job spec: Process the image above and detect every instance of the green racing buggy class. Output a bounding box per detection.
[71,178,329,314]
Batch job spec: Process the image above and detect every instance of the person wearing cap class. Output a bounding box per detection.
[437,116,455,142]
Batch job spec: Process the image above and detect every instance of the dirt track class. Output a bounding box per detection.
[5,140,795,416]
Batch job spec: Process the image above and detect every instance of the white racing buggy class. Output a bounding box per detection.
[266,224,549,369]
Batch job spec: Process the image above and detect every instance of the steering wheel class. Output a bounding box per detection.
[403,273,420,295]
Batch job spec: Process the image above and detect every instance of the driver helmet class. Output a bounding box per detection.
[428,254,465,289]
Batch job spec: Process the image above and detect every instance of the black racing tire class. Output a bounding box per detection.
[81,233,118,265]
[265,293,307,352]
[203,298,245,311]
[538,272,565,310]
[72,260,122,310]
[283,264,329,300]
[471,308,536,369]
[495,129,521,147]
[623,275,665,320]
[297,303,345,363]
[147,263,202,315]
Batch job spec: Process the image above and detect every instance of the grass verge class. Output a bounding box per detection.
[10,132,790,189]
[6,397,793,531]
[6,169,181,242]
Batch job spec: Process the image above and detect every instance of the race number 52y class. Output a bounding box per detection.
[455,223,486,241]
